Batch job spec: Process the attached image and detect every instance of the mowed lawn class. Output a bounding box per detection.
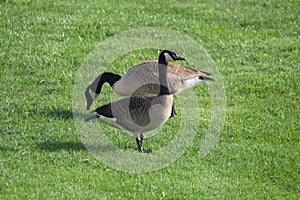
[1,0,299,199]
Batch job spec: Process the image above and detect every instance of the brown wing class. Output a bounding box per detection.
[167,62,202,80]
[114,60,212,96]
[134,60,203,80]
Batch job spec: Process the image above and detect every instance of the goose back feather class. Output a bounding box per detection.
[113,60,213,95]
[86,60,213,109]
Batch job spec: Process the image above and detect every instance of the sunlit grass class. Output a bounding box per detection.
[1,0,299,199]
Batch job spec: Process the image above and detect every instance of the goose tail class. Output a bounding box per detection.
[85,103,113,122]
[199,71,214,81]
[85,113,98,122]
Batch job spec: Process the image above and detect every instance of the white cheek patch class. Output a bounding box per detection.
[89,89,98,100]
[164,53,173,62]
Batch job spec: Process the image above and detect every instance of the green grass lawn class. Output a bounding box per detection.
[1,0,299,199]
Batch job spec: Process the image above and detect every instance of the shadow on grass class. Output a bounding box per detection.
[41,108,74,120]
[37,141,122,153]
[0,146,18,152]
[37,141,87,151]
[35,108,88,121]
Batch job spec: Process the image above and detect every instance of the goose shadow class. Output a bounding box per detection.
[47,109,74,120]
[37,140,87,151]
[0,146,18,152]
[35,108,88,121]
[37,140,120,152]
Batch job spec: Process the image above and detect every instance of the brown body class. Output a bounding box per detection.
[86,50,188,152]
[90,94,173,137]
[113,60,212,96]
[85,60,213,110]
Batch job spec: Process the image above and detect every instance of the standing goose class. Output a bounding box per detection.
[85,50,185,152]
[85,57,213,110]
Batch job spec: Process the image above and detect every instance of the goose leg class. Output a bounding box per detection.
[169,102,177,118]
[136,133,144,152]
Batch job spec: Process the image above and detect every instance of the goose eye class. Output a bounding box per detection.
[199,76,204,80]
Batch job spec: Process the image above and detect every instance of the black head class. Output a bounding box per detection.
[159,50,186,63]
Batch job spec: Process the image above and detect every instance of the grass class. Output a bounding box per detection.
[1,0,299,199]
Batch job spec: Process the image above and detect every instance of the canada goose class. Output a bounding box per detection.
[85,57,214,110]
[85,50,185,152]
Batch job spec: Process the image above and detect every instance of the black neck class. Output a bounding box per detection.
[158,53,168,65]
[91,72,121,94]
[158,56,171,95]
